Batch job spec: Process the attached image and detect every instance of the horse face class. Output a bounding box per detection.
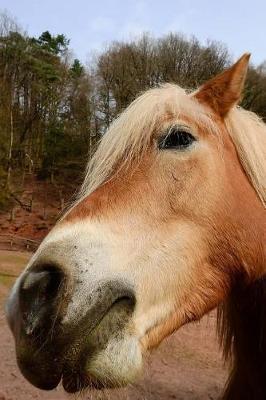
[6,55,255,392]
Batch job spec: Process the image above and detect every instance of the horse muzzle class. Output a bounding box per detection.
[5,256,136,392]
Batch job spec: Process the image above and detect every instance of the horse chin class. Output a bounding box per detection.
[62,335,142,393]
[61,298,143,394]
[62,371,105,393]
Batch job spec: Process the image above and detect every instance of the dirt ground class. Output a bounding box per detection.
[0,250,228,400]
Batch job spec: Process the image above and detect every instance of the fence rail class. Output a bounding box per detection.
[0,234,40,252]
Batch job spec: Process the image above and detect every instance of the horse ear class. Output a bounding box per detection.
[195,53,250,117]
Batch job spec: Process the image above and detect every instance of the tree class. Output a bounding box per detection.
[32,31,69,55]
[0,21,266,214]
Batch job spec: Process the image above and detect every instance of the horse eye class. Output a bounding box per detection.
[158,128,196,150]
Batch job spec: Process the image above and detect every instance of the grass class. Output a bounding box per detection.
[0,274,14,288]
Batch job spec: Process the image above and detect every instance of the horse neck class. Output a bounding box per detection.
[219,276,266,399]
[217,196,266,399]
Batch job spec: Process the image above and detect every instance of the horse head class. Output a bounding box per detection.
[6,54,266,397]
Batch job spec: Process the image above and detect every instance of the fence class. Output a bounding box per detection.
[0,234,40,252]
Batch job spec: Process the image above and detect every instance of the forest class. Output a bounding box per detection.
[0,11,266,212]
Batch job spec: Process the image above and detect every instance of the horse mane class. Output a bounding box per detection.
[218,107,266,398]
[77,84,216,201]
[225,107,266,206]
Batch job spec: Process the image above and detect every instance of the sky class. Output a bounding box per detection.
[1,0,265,65]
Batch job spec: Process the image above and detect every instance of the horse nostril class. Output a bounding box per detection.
[21,266,62,299]
[19,265,64,335]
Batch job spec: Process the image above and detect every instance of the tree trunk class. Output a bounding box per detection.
[6,103,14,189]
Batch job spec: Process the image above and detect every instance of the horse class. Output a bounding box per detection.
[6,54,266,399]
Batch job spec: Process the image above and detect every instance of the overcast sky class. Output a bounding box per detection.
[1,0,265,65]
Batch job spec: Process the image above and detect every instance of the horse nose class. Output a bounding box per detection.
[8,264,65,337]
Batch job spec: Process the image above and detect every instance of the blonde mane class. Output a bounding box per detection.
[78,84,266,207]
[225,107,266,206]
[78,84,214,199]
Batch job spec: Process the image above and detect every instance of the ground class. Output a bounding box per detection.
[0,250,228,400]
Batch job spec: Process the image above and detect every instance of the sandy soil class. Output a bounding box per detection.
[0,250,228,400]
